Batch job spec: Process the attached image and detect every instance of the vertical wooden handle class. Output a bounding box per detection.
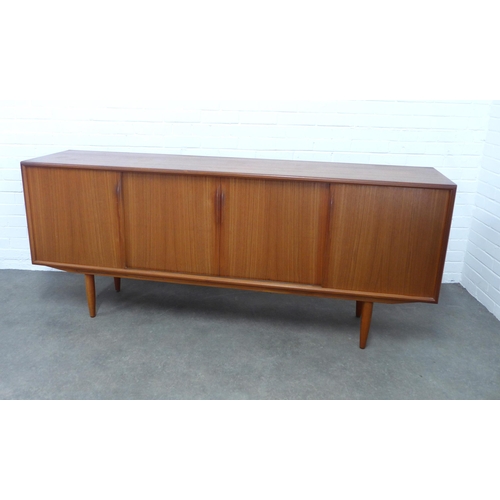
[215,186,221,225]
[215,186,225,226]
[220,190,225,226]
[115,177,122,199]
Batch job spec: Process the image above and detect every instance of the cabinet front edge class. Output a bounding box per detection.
[33,260,438,304]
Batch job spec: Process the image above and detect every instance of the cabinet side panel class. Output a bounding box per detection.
[24,167,122,268]
[220,178,329,285]
[21,165,38,262]
[432,187,456,301]
[123,173,219,275]
[325,184,450,299]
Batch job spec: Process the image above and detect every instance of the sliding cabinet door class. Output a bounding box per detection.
[220,178,329,285]
[324,184,452,300]
[123,173,219,275]
[23,167,122,268]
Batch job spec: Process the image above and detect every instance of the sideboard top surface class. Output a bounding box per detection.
[21,150,456,188]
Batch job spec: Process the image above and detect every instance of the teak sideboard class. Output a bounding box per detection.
[20,150,456,348]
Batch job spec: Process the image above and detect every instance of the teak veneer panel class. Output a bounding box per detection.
[123,173,219,275]
[220,178,329,284]
[324,184,451,299]
[23,167,121,268]
[22,150,455,188]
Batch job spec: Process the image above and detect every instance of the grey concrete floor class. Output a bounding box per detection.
[0,269,499,399]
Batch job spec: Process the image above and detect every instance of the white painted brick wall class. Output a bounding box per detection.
[462,101,500,320]
[0,100,491,286]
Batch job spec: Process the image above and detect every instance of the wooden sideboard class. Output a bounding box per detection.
[21,150,456,348]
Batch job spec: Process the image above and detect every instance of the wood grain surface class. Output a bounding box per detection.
[220,178,329,284]
[21,150,456,188]
[24,167,122,268]
[324,184,451,299]
[123,173,220,275]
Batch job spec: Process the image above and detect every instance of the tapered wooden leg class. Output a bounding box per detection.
[114,277,121,292]
[356,301,363,318]
[85,274,96,318]
[359,302,373,349]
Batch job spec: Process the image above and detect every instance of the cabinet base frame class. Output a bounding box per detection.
[76,269,431,349]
